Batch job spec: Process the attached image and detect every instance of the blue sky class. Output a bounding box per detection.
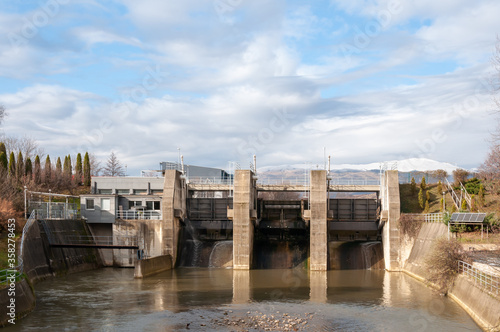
[0,0,499,174]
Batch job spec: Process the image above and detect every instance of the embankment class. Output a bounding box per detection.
[404,223,500,331]
[0,219,102,326]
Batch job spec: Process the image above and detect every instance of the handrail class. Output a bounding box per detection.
[458,260,499,296]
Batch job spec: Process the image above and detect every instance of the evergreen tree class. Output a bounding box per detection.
[424,200,430,213]
[420,176,427,190]
[44,155,52,183]
[418,188,424,209]
[478,184,485,207]
[56,157,62,174]
[426,190,430,202]
[450,204,457,213]
[410,177,416,195]
[75,153,83,185]
[470,195,477,212]
[437,180,442,194]
[0,142,6,156]
[8,151,15,177]
[16,151,24,181]
[34,155,41,184]
[0,152,7,171]
[440,197,444,212]
[460,198,467,211]
[25,157,32,177]
[83,152,91,186]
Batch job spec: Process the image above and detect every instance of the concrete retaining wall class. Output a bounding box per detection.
[0,219,102,326]
[403,222,500,331]
[134,255,172,278]
[0,279,36,327]
[449,275,500,330]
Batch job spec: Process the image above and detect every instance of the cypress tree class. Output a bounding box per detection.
[16,151,24,181]
[410,177,416,195]
[478,184,485,207]
[418,188,424,209]
[426,190,430,202]
[56,157,62,174]
[437,180,442,194]
[83,152,91,186]
[470,195,477,212]
[460,199,467,211]
[75,153,82,185]
[34,155,41,184]
[440,197,444,212]
[420,176,426,190]
[0,142,6,156]
[8,152,15,177]
[44,155,52,183]
[0,152,7,171]
[25,157,32,177]
[424,200,430,213]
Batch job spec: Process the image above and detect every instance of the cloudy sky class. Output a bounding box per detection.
[1,0,499,174]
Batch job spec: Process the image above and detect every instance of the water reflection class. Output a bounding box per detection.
[3,268,480,332]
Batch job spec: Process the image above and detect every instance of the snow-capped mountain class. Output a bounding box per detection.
[258,158,462,174]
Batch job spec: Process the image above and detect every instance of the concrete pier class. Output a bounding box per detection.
[162,170,187,265]
[134,254,173,278]
[309,170,328,271]
[230,170,257,270]
[381,170,401,271]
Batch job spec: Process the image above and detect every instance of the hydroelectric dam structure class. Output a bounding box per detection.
[75,167,401,272]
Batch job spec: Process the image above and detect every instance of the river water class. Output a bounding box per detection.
[5,268,479,331]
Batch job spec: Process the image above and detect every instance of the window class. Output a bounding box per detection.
[98,189,112,195]
[134,189,147,195]
[116,189,130,195]
[86,199,95,210]
[129,200,142,209]
[146,201,161,210]
[151,190,163,195]
[101,198,111,211]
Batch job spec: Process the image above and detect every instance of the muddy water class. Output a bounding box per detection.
[3,268,479,331]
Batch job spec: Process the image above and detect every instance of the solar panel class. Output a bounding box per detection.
[450,213,486,223]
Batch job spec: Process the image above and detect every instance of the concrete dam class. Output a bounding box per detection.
[81,169,400,272]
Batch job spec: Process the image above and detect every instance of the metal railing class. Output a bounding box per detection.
[0,210,37,284]
[30,202,80,220]
[63,235,138,246]
[116,210,162,220]
[458,260,499,296]
[257,177,310,186]
[424,213,443,223]
[187,176,233,185]
[329,178,380,186]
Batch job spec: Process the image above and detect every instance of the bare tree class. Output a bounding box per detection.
[89,152,102,176]
[431,169,448,182]
[103,152,125,177]
[452,169,469,186]
[0,135,44,160]
[0,105,5,125]
[479,145,500,193]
